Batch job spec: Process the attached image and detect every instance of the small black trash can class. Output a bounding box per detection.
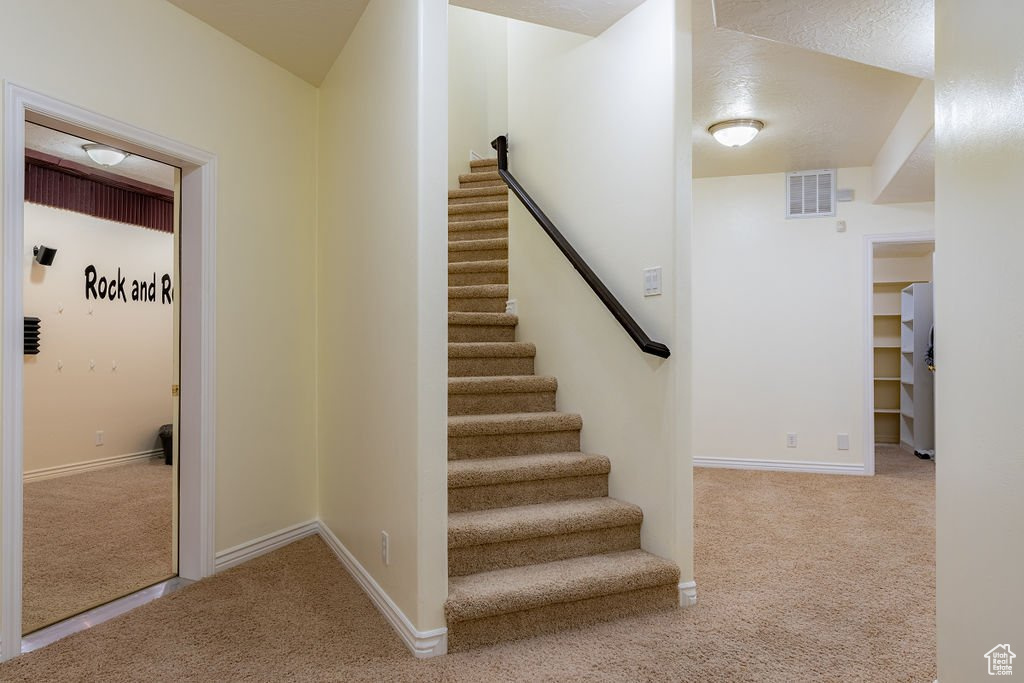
[159,424,173,465]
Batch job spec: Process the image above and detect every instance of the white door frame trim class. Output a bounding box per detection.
[1,83,217,659]
[862,231,934,476]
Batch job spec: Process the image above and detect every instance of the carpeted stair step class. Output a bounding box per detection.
[448,237,508,263]
[448,411,582,459]
[448,375,556,416]
[448,217,508,242]
[448,284,508,313]
[469,158,499,171]
[448,452,610,512]
[449,259,508,287]
[449,185,507,205]
[448,312,517,343]
[448,498,641,576]
[445,549,680,651]
[448,342,535,377]
[459,171,504,188]
[448,200,508,222]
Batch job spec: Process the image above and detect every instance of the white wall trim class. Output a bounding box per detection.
[317,521,448,659]
[694,456,866,475]
[862,232,935,478]
[678,580,697,607]
[23,450,162,483]
[214,520,320,572]
[2,82,217,660]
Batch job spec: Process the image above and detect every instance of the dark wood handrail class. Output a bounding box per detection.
[491,135,670,359]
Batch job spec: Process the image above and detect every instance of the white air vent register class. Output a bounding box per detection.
[786,169,836,218]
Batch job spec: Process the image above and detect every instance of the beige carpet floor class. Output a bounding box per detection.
[0,447,933,682]
[23,458,174,633]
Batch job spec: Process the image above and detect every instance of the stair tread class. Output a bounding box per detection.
[445,549,680,622]
[469,158,499,169]
[448,497,640,549]
[448,375,556,394]
[448,452,610,488]
[449,186,506,200]
[460,171,501,183]
[449,237,508,252]
[448,411,582,437]
[449,200,508,215]
[448,342,535,358]
[449,217,508,230]
[448,312,517,327]
[448,259,508,274]
[448,285,508,299]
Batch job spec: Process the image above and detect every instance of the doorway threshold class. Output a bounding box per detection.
[21,577,193,654]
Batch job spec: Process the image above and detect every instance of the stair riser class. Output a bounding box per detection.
[449,210,508,222]
[448,248,508,263]
[447,584,679,653]
[449,228,508,242]
[448,357,534,377]
[449,524,640,577]
[448,430,580,459]
[448,391,556,416]
[448,475,609,513]
[448,325,516,343]
[449,193,506,205]
[469,162,499,172]
[459,179,505,189]
[448,271,509,287]
[448,297,507,313]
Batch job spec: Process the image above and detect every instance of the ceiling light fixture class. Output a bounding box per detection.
[82,143,128,167]
[708,119,764,148]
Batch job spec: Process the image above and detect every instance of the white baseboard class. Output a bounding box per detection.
[678,580,697,607]
[317,521,447,659]
[214,520,319,572]
[693,456,866,476]
[23,449,163,483]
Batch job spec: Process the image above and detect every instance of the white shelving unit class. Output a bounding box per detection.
[900,283,934,454]
[873,281,918,443]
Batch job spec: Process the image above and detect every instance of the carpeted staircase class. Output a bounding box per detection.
[444,157,680,652]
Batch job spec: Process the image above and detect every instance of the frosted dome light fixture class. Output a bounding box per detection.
[708,119,764,147]
[82,143,128,167]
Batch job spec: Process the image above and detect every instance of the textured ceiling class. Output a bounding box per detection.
[166,0,369,85]
[450,0,646,36]
[874,129,934,203]
[25,123,176,190]
[693,1,923,178]
[712,0,934,79]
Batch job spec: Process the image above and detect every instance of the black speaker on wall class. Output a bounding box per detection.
[33,245,57,266]
[24,317,40,355]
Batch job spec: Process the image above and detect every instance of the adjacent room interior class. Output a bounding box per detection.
[21,122,178,634]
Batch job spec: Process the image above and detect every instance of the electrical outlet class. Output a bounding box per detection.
[380,531,390,566]
[837,433,850,450]
[95,430,104,446]
[786,432,797,448]
[643,267,662,297]
[505,299,517,315]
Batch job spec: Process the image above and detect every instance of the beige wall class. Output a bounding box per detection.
[935,1,1024,678]
[0,0,319,552]
[692,168,933,468]
[23,204,173,473]
[448,5,508,188]
[506,0,691,578]
[317,0,448,631]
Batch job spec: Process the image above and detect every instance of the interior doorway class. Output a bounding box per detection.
[2,84,217,660]
[865,234,936,474]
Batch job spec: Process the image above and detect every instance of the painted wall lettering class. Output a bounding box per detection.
[84,265,173,304]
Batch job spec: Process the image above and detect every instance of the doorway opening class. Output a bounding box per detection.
[2,84,217,660]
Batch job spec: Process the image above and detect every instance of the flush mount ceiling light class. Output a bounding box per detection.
[708,119,764,148]
[82,143,128,167]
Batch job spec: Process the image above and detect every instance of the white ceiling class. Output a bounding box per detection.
[25,123,176,191]
[874,129,935,204]
[166,0,370,86]
[712,0,934,79]
[693,1,923,178]
[450,0,646,36]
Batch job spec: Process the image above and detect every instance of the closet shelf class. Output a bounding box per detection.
[875,408,901,414]
[875,377,900,382]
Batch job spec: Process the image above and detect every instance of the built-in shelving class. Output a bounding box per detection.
[899,283,934,454]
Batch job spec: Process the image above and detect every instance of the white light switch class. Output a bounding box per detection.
[643,267,662,297]
[837,433,850,450]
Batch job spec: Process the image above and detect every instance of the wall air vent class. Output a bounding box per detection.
[786,169,836,218]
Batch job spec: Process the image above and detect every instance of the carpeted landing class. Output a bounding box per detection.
[23,458,174,634]
[0,446,934,682]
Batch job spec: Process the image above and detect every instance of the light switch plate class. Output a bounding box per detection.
[643,267,662,297]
